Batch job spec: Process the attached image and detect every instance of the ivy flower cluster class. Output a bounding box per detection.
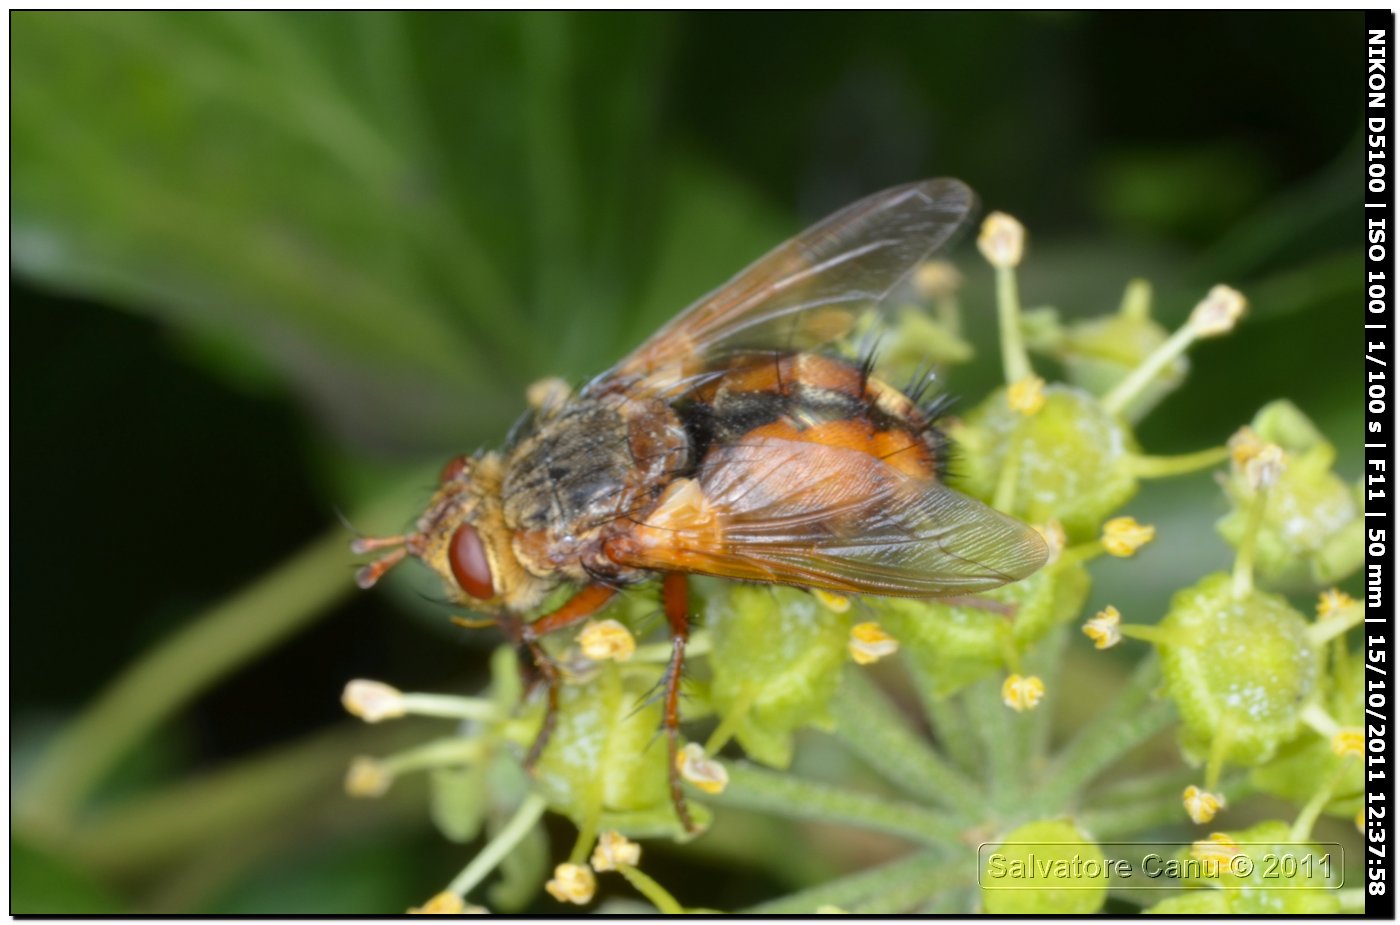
[343,211,1363,915]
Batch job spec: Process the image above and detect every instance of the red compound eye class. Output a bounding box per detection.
[439,454,471,484]
[448,523,495,600]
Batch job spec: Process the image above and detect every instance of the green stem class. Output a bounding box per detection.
[846,865,972,914]
[382,737,486,776]
[706,763,967,846]
[399,694,500,723]
[704,681,760,755]
[1033,659,1173,813]
[996,266,1032,384]
[447,793,548,899]
[1126,446,1229,479]
[1101,322,1197,417]
[743,850,950,914]
[1088,768,1199,808]
[1204,721,1233,791]
[618,865,685,915]
[1232,488,1269,600]
[913,668,982,774]
[1119,624,1179,646]
[1025,626,1070,769]
[830,670,982,813]
[17,480,428,837]
[1290,761,1350,842]
[967,676,1019,806]
[1308,605,1364,645]
[19,528,354,835]
[63,720,426,876]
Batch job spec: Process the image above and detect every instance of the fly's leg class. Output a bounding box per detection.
[661,572,698,834]
[513,584,618,771]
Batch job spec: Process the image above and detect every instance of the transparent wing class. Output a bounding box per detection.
[592,179,975,397]
[607,434,1047,597]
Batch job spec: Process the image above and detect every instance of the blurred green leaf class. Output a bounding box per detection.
[11,12,799,465]
[12,838,123,914]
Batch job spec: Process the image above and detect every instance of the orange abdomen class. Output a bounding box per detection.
[681,352,948,481]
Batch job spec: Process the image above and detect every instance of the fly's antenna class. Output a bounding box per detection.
[351,534,411,589]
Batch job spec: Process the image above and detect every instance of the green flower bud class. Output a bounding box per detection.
[953,385,1140,541]
[1142,892,1230,914]
[981,819,1108,914]
[1251,648,1364,816]
[706,586,849,768]
[532,664,672,825]
[429,762,490,844]
[874,561,1090,698]
[882,304,974,369]
[1172,822,1341,914]
[1158,574,1321,765]
[1052,281,1186,423]
[1218,402,1362,588]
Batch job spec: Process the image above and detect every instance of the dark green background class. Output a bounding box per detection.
[12,11,1363,913]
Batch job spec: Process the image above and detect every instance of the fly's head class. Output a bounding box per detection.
[352,452,549,614]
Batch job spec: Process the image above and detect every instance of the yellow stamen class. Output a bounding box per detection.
[848,622,899,665]
[1001,674,1046,712]
[1182,785,1226,825]
[676,743,729,794]
[1332,728,1364,759]
[1228,426,1265,470]
[578,619,636,662]
[545,863,597,905]
[408,892,472,914]
[813,589,852,613]
[1317,588,1357,619]
[342,679,407,723]
[590,830,642,872]
[1101,517,1155,557]
[344,756,393,798]
[1082,606,1123,650]
[1190,833,1242,877]
[1006,375,1047,416]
